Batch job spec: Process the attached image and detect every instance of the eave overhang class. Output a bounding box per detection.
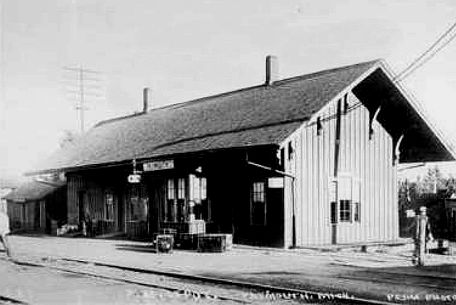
[352,63,455,163]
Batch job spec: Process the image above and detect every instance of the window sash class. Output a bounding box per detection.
[167,179,175,200]
[105,192,114,221]
[330,176,361,223]
[177,178,185,199]
[251,182,266,225]
[339,199,351,222]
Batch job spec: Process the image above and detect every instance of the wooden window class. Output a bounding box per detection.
[177,178,185,199]
[201,178,207,200]
[190,175,201,202]
[330,176,361,223]
[251,182,266,225]
[189,175,209,221]
[105,192,114,221]
[167,179,175,200]
[339,200,351,222]
[177,178,186,221]
[166,179,176,222]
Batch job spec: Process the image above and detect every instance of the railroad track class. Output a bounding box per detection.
[5,256,398,305]
[0,295,28,305]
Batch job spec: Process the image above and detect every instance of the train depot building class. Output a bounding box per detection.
[30,57,454,248]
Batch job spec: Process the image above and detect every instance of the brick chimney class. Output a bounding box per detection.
[143,87,150,113]
[265,55,278,85]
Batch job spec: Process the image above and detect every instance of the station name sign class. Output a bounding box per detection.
[143,160,174,172]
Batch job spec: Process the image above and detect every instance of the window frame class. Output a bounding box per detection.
[329,175,361,224]
[104,191,115,222]
[189,175,209,221]
[339,199,352,222]
[250,181,267,226]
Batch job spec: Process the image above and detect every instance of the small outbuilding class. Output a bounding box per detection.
[0,177,20,214]
[4,179,67,234]
[29,57,454,247]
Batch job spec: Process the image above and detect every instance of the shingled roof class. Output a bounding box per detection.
[30,60,384,174]
[4,180,65,202]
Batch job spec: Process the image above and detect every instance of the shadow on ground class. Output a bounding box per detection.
[115,243,157,253]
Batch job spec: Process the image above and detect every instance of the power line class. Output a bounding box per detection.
[395,20,456,81]
[309,20,456,125]
[397,30,456,81]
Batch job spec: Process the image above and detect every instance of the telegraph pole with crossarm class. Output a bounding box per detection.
[63,66,103,133]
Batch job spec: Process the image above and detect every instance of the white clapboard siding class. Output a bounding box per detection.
[283,91,398,247]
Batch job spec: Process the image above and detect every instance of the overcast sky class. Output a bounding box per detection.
[1,0,456,177]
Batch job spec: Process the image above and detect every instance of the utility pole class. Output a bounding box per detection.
[63,66,103,133]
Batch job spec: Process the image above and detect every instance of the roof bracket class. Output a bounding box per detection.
[316,117,323,136]
[369,106,381,140]
[393,134,404,165]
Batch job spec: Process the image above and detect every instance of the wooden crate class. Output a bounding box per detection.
[197,234,233,253]
[188,220,206,234]
[175,233,201,250]
[160,220,206,234]
[153,234,174,253]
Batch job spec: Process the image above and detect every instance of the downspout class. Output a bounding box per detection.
[291,176,296,248]
[332,96,343,244]
[334,97,343,178]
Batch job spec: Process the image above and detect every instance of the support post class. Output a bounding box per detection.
[415,206,427,266]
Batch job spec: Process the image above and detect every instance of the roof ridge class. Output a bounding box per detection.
[149,118,308,152]
[275,59,380,85]
[93,59,380,129]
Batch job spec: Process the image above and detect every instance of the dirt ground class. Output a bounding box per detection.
[2,235,456,304]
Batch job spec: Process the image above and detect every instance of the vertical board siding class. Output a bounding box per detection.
[67,175,84,225]
[287,92,398,246]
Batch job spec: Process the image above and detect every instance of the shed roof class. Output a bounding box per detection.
[29,59,454,174]
[0,177,20,189]
[4,180,65,203]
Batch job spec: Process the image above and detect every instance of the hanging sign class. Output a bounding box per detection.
[268,177,284,188]
[128,174,141,184]
[143,160,174,172]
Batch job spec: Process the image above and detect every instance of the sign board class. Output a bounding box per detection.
[128,174,141,184]
[406,209,416,218]
[143,160,174,172]
[268,177,284,188]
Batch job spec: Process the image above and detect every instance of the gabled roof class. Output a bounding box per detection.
[29,58,455,174]
[4,180,65,202]
[31,60,379,174]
